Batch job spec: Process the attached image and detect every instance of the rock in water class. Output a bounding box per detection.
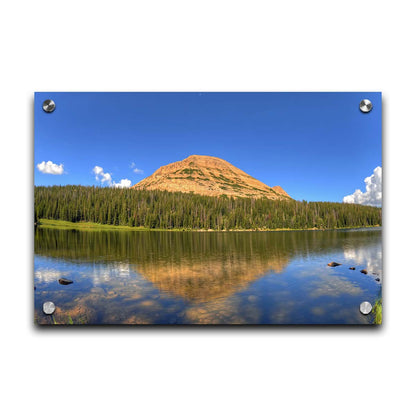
[327,262,342,267]
[58,278,74,285]
[349,267,356,270]
[360,269,368,275]
[375,277,381,282]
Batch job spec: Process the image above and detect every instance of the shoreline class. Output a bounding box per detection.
[36,219,381,233]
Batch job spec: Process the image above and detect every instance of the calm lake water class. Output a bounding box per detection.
[34,228,382,325]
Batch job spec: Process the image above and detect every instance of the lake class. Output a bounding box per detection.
[34,228,382,325]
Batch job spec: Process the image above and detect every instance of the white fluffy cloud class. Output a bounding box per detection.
[93,165,112,185]
[112,179,132,188]
[343,166,382,206]
[130,162,144,174]
[93,166,131,188]
[37,160,64,175]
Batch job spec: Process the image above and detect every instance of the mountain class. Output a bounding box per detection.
[132,155,291,200]
[272,186,290,198]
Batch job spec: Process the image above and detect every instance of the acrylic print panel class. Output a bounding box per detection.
[34,92,382,325]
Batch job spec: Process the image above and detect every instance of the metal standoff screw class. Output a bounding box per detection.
[359,301,372,315]
[359,99,372,113]
[43,301,56,315]
[42,99,56,113]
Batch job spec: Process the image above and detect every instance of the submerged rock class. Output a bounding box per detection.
[349,267,356,270]
[58,278,74,285]
[327,262,342,267]
[360,269,368,275]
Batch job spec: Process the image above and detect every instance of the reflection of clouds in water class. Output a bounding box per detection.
[35,268,69,283]
[35,260,190,325]
[34,262,369,325]
[184,293,297,324]
[269,300,297,323]
[344,244,382,277]
[81,262,133,286]
[35,228,382,325]
[184,296,303,324]
[185,297,255,324]
[180,265,367,324]
[309,275,362,298]
[311,307,325,316]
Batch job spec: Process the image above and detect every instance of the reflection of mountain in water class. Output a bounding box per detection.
[135,257,288,302]
[35,228,382,302]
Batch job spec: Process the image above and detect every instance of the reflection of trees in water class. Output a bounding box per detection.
[34,228,382,324]
[35,228,382,303]
[35,228,382,262]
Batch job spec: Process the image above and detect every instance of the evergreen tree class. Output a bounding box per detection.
[34,185,382,231]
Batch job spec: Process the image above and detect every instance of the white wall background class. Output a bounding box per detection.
[1,1,414,415]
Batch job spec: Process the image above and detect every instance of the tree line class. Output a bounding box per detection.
[34,185,382,230]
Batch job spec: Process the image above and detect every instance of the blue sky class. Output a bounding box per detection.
[35,92,381,202]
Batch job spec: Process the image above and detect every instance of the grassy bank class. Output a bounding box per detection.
[373,299,382,325]
[37,219,158,231]
[36,218,381,232]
